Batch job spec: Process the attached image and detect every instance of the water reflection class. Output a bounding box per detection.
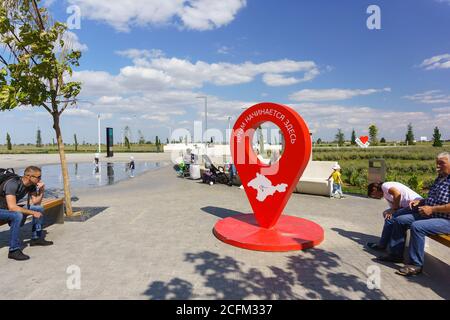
[107,163,115,185]
[16,161,161,192]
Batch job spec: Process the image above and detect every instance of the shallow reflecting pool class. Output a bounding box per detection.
[16,161,161,193]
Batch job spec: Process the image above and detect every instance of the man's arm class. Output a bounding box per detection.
[30,181,45,205]
[418,203,450,216]
[388,187,401,210]
[6,195,42,218]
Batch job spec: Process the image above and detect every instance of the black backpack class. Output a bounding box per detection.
[0,168,21,209]
[0,168,19,184]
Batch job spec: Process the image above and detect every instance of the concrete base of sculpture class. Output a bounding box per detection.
[214,214,324,252]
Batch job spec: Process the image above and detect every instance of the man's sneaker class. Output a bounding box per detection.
[30,238,54,247]
[396,265,423,277]
[8,249,30,261]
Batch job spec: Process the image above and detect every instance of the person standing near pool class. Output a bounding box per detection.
[128,156,136,177]
[94,153,100,166]
[0,166,53,261]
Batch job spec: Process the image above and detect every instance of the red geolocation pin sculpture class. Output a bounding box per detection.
[213,102,324,251]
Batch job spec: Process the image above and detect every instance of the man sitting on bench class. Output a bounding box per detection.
[376,152,450,276]
[0,166,53,261]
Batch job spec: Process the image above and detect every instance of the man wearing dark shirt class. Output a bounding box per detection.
[377,152,450,276]
[0,166,53,261]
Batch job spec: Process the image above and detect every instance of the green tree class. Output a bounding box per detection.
[36,127,42,147]
[316,138,322,145]
[74,133,78,151]
[124,136,131,150]
[123,126,132,145]
[138,130,145,145]
[432,126,443,147]
[369,125,378,145]
[166,138,169,144]
[335,129,345,146]
[405,123,415,145]
[380,137,386,144]
[6,132,12,150]
[351,129,356,145]
[155,135,161,152]
[0,1,82,216]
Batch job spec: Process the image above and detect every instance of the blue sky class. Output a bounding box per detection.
[1,0,450,144]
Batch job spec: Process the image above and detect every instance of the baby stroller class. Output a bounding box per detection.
[174,161,190,178]
[202,155,229,185]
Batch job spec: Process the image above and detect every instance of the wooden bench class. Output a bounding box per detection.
[0,198,64,227]
[429,234,450,247]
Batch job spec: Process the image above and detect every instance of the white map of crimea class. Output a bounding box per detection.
[247,173,288,202]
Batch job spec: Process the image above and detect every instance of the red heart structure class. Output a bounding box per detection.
[213,102,324,251]
[360,136,369,145]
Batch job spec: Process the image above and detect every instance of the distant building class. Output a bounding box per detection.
[420,136,428,142]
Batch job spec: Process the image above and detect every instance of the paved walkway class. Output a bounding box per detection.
[0,153,449,299]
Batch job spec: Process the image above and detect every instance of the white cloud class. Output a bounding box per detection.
[43,0,56,7]
[404,90,450,104]
[217,46,231,55]
[53,31,88,54]
[97,96,123,104]
[116,49,164,60]
[63,31,88,52]
[72,50,320,98]
[420,54,450,70]
[68,0,247,32]
[71,71,121,96]
[289,88,391,102]
[289,102,448,140]
[141,110,186,122]
[64,108,95,117]
[179,0,247,31]
[263,74,301,86]
[432,106,450,113]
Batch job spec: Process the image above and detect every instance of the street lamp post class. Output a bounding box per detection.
[167,126,172,143]
[97,114,101,154]
[196,96,207,145]
[241,106,264,154]
[79,100,100,152]
[227,116,232,145]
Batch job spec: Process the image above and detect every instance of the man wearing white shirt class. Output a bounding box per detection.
[366,181,423,251]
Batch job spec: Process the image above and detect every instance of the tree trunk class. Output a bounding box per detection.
[52,113,73,216]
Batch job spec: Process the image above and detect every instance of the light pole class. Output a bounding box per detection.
[227,116,232,145]
[97,114,101,154]
[241,107,264,154]
[167,126,172,143]
[196,96,207,145]
[78,100,99,152]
